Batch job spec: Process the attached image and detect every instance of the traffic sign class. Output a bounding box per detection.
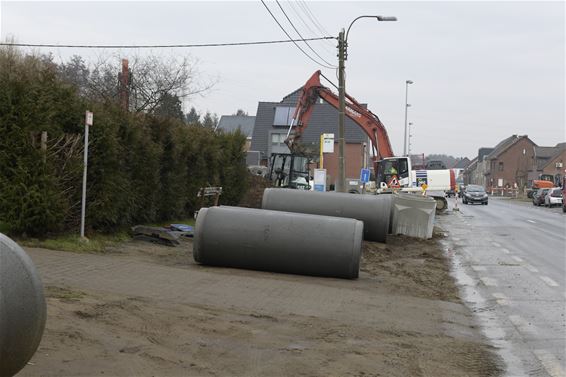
[360,168,370,183]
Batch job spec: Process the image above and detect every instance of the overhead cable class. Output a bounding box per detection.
[275,0,336,68]
[0,37,335,49]
[260,0,335,69]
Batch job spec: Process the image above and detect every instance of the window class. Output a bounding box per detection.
[498,162,504,171]
[271,133,286,145]
[273,107,296,126]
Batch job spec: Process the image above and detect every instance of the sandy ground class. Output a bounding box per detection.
[19,229,502,377]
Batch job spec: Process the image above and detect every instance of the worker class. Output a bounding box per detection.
[387,165,398,175]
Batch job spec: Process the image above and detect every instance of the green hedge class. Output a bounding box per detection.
[0,48,247,236]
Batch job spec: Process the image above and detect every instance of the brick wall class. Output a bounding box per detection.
[487,137,535,189]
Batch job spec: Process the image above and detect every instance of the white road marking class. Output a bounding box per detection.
[512,256,524,263]
[501,248,510,254]
[472,266,487,272]
[527,219,536,224]
[533,349,565,377]
[453,237,461,241]
[480,277,498,287]
[524,264,539,273]
[491,242,501,247]
[540,276,559,287]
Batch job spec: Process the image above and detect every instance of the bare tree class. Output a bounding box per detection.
[57,52,215,114]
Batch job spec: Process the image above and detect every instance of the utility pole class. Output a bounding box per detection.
[338,16,396,192]
[337,29,346,193]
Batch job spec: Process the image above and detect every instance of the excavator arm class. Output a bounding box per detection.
[285,70,395,171]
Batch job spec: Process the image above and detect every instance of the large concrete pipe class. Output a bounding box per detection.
[262,188,393,242]
[0,233,46,377]
[193,206,363,279]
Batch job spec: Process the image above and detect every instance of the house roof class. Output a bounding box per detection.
[464,156,478,172]
[537,142,566,169]
[478,147,494,162]
[453,157,471,169]
[486,135,535,160]
[216,115,256,138]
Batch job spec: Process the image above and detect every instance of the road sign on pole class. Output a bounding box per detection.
[360,168,370,184]
[80,111,93,239]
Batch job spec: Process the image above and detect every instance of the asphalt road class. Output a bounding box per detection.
[438,197,566,377]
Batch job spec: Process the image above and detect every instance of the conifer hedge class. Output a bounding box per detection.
[0,48,247,236]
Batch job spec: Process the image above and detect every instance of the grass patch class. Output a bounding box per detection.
[20,232,130,253]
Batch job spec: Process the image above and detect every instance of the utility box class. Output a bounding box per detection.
[391,193,436,239]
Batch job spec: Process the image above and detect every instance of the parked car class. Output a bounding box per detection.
[544,188,563,208]
[532,188,550,206]
[462,185,488,205]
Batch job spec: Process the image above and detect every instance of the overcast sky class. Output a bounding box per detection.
[1,1,564,158]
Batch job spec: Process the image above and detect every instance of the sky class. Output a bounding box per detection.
[1,1,564,158]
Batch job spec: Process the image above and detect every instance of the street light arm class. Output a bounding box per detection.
[345,15,397,42]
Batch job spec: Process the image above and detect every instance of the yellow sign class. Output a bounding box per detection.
[421,183,428,191]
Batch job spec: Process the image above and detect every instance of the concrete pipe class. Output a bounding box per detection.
[193,206,363,279]
[262,188,393,243]
[0,233,46,377]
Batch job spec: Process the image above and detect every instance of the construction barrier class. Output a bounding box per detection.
[0,233,46,377]
[391,193,436,239]
[193,206,363,279]
[261,188,393,243]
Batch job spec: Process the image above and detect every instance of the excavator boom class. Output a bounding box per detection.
[286,70,395,171]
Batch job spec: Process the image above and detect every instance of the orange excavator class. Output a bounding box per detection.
[281,70,455,211]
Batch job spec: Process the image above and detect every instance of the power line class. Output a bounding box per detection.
[298,0,333,38]
[0,37,335,49]
[275,0,336,68]
[286,0,336,56]
[260,0,335,70]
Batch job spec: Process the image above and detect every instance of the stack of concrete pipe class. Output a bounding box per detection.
[0,233,46,377]
[193,189,397,279]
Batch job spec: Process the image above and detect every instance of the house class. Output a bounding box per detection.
[453,157,471,169]
[484,135,537,189]
[216,115,256,151]
[250,89,369,184]
[465,147,493,187]
[530,142,566,186]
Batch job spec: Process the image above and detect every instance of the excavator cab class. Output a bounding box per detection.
[376,157,411,189]
[268,153,311,190]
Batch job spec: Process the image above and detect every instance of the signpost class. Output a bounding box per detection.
[80,111,93,239]
[360,168,370,194]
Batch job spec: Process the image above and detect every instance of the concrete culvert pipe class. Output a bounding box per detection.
[193,206,363,279]
[262,188,393,243]
[0,233,46,377]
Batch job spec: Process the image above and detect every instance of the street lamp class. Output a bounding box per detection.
[408,122,413,155]
[337,15,397,192]
[403,80,413,156]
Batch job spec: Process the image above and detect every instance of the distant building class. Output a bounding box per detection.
[250,88,369,184]
[216,115,256,151]
[453,157,471,169]
[529,142,566,186]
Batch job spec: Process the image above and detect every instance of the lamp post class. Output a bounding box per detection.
[337,15,397,192]
[408,122,413,155]
[403,80,413,156]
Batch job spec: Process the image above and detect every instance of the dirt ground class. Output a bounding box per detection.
[19,229,502,377]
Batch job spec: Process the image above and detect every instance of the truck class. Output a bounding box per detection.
[281,70,455,211]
